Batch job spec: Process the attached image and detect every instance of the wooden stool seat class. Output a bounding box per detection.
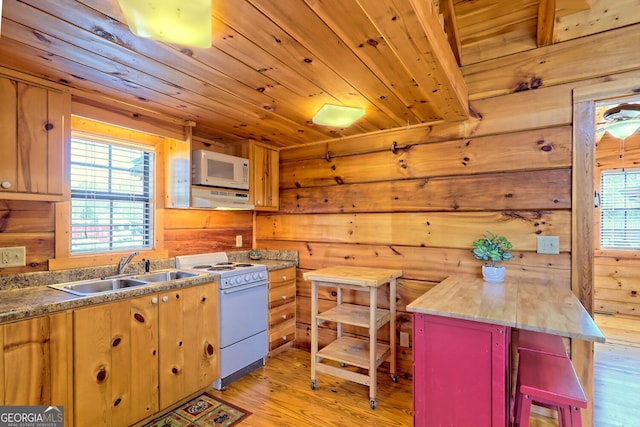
[514,350,587,427]
[518,330,567,358]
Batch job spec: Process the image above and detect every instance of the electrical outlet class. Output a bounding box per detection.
[0,246,26,268]
[537,236,560,254]
[400,331,410,348]
[236,235,243,247]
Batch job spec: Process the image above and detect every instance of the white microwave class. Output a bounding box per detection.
[192,150,250,190]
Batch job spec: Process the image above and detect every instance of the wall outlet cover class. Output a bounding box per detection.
[537,236,560,254]
[0,246,26,268]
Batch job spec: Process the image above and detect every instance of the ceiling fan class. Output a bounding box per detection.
[596,103,640,141]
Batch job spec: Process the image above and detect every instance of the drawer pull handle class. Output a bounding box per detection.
[282,335,287,341]
[282,295,287,300]
[282,275,287,280]
[162,295,169,302]
[282,315,287,319]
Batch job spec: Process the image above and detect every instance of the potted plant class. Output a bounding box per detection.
[472,232,513,283]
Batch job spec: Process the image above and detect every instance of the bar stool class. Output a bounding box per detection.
[518,329,568,358]
[513,350,587,427]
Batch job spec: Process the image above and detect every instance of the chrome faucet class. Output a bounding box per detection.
[118,251,139,275]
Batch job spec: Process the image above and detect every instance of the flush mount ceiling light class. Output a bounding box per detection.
[603,103,640,140]
[312,104,365,127]
[117,0,212,48]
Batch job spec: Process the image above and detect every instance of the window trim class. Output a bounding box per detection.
[50,115,174,270]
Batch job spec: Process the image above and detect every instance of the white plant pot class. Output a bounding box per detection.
[482,265,506,283]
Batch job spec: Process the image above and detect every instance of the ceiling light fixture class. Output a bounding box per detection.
[116,0,212,48]
[603,103,640,141]
[312,104,365,127]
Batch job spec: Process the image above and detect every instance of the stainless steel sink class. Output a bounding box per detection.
[49,277,149,296]
[130,270,199,282]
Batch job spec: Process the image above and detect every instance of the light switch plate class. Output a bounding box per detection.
[0,246,26,267]
[537,236,560,254]
[235,235,242,247]
[400,331,410,348]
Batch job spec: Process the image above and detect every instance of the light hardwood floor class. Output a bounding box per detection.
[207,315,640,426]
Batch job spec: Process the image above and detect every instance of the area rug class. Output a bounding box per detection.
[143,392,251,426]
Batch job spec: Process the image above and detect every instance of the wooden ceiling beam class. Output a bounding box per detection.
[537,0,557,47]
[358,0,469,121]
[439,0,462,67]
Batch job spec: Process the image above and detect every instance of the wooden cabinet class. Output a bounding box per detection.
[0,75,68,200]
[0,312,73,425]
[268,267,296,355]
[74,283,218,426]
[412,313,510,427]
[250,141,279,211]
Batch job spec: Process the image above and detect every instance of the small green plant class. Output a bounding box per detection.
[472,232,513,267]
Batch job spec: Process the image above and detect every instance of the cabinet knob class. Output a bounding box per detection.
[44,122,54,131]
[282,314,287,320]
[282,335,287,341]
[162,295,169,302]
[0,181,11,189]
[151,297,158,304]
[282,295,287,300]
[282,275,287,280]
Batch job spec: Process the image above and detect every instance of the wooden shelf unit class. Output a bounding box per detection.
[303,266,402,409]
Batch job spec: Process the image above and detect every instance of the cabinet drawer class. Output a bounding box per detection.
[269,267,296,287]
[269,302,296,329]
[269,320,296,351]
[269,282,296,309]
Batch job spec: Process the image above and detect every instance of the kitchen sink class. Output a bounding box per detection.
[48,269,206,296]
[49,277,149,296]
[129,270,199,282]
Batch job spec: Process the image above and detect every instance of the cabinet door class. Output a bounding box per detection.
[0,76,67,199]
[2,312,72,424]
[129,294,160,421]
[413,313,509,427]
[250,142,279,210]
[74,301,132,427]
[158,289,185,409]
[159,284,219,408]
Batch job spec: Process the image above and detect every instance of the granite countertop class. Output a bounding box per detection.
[407,275,606,342]
[0,250,298,324]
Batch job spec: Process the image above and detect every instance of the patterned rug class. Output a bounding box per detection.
[144,392,251,426]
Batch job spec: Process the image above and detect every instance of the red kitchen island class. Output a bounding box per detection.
[407,276,605,427]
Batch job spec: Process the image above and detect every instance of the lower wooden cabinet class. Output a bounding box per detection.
[268,267,296,355]
[74,283,219,426]
[0,312,72,425]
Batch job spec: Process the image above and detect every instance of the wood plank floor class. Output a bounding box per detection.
[206,314,640,426]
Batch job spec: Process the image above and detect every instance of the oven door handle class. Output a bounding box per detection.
[221,281,266,294]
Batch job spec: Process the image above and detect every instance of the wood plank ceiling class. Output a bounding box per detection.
[0,0,634,148]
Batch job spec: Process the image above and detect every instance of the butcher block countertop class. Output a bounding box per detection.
[407,276,605,342]
[303,266,403,287]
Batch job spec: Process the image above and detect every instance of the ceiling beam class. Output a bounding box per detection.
[537,0,556,47]
[439,0,462,67]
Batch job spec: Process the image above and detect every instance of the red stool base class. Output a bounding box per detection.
[514,350,587,427]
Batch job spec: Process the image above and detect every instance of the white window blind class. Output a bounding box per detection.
[600,169,640,249]
[70,135,154,254]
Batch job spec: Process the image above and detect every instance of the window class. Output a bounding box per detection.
[70,133,154,254]
[600,169,640,249]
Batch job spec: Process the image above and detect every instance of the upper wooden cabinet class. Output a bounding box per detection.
[250,141,279,211]
[0,76,69,201]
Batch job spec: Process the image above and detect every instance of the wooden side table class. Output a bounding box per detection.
[303,266,402,409]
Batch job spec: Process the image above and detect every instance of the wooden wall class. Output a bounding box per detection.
[256,24,640,380]
[0,201,252,275]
